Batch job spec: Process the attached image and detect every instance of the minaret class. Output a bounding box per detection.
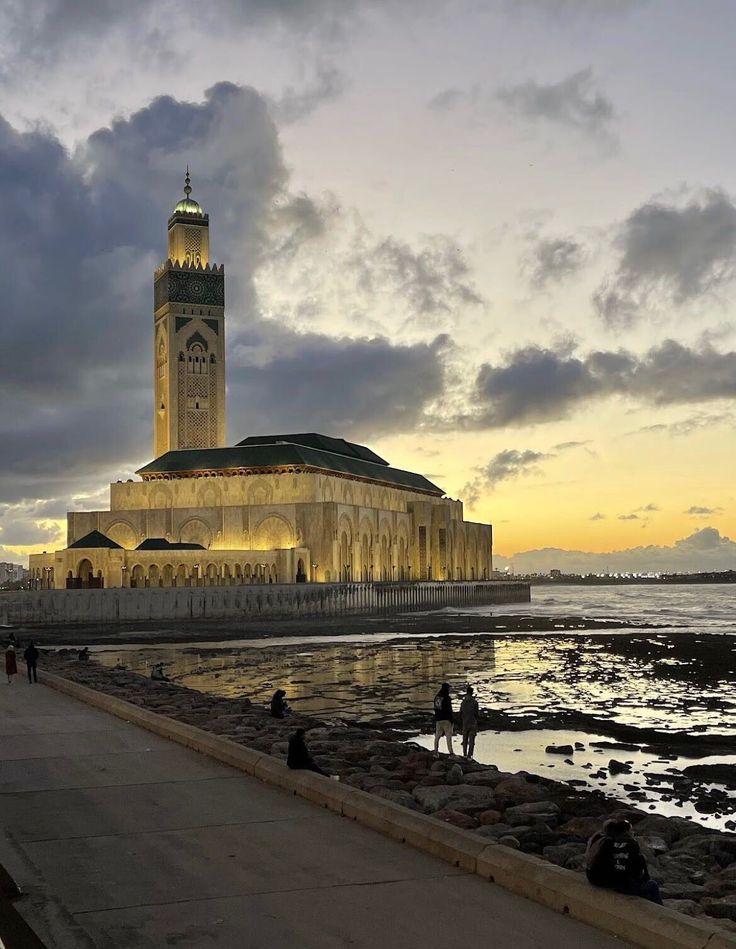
[153,170,226,455]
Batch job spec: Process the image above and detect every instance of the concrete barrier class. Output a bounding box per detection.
[40,671,736,949]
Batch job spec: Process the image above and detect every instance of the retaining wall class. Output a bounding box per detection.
[0,580,529,626]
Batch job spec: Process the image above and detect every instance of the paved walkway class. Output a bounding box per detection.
[0,681,635,948]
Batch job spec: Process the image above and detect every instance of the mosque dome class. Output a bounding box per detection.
[173,169,204,216]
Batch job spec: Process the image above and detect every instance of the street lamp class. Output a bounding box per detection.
[120,564,128,588]
[311,562,318,582]
[259,562,267,583]
[193,563,200,587]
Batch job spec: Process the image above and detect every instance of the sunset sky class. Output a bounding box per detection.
[2,0,735,571]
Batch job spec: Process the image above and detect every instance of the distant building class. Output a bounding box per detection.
[0,562,28,587]
[29,173,492,589]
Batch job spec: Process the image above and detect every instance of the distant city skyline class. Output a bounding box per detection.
[1,0,735,566]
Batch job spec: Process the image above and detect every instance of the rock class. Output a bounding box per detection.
[546,744,574,755]
[638,835,668,855]
[499,836,521,850]
[558,816,605,840]
[660,884,707,901]
[702,897,736,922]
[462,769,506,787]
[543,842,586,869]
[474,822,514,839]
[608,759,632,775]
[505,801,561,827]
[412,784,495,813]
[479,809,502,826]
[683,764,736,788]
[494,777,549,805]
[575,742,585,750]
[371,788,420,811]
[433,808,478,829]
[446,764,464,785]
[663,900,704,917]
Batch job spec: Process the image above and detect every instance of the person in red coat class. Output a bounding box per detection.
[5,645,18,683]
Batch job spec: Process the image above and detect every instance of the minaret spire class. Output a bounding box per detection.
[184,166,192,197]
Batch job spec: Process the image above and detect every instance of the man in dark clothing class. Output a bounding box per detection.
[287,728,327,776]
[433,682,454,755]
[460,685,479,758]
[270,689,290,718]
[586,819,663,904]
[24,641,39,684]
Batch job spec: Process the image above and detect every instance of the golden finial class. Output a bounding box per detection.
[184,166,192,197]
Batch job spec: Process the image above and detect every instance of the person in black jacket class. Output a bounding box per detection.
[270,689,290,718]
[24,641,39,684]
[287,728,327,776]
[585,819,662,904]
[432,682,454,755]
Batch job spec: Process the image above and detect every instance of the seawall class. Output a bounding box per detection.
[0,579,530,626]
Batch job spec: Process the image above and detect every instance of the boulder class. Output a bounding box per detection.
[494,777,549,806]
[505,801,561,827]
[608,759,632,775]
[433,808,479,830]
[663,900,704,918]
[462,769,507,787]
[479,809,502,826]
[660,884,707,901]
[702,897,736,922]
[499,836,521,850]
[371,787,420,811]
[543,842,586,869]
[446,764,464,785]
[546,744,574,755]
[412,783,495,813]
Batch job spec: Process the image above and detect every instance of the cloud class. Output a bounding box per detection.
[636,503,660,512]
[427,88,469,112]
[269,67,346,124]
[589,512,606,521]
[626,411,732,438]
[617,513,639,521]
[525,236,585,287]
[594,189,736,326]
[464,339,736,429]
[684,505,723,517]
[494,527,736,575]
[511,0,645,16]
[497,68,616,140]
[0,83,456,516]
[462,448,550,507]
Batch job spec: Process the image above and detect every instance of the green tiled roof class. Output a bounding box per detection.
[69,530,122,549]
[137,442,443,495]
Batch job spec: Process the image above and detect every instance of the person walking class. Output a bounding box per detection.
[5,644,18,684]
[433,682,454,755]
[286,728,327,776]
[460,685,479,758]
[24,641,39,684]
[585,819,663,904]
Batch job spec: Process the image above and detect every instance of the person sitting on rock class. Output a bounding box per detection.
[150,662,170,682]
[460,685,479,758]
[270,689,290,718]
[78,647,90,662]
[433,682,454,756]
[585,819,662,904]
[287,728,327,776]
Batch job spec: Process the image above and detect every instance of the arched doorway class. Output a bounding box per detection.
[148,564,160,587]
[77,558,94,588]
[296,558,306,583]
[131,564,145,588]
[162,564,174,587]
[206,563,218,586]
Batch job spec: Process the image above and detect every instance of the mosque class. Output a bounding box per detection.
[29,175,493,590]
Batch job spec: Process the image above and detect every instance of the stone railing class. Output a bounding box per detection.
[0,580,530,626]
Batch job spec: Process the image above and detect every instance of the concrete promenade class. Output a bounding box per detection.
[0,683,633,948]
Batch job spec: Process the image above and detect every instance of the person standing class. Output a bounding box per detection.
[460,685,479,758]
[5,644,18,684]
[433,682,454,755]
[24,641,39,684]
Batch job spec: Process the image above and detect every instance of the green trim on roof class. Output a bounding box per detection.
[136,443,443,495]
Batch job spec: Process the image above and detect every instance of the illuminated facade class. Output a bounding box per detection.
[29,175,493,589]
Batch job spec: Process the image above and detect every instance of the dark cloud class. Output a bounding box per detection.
[269,68,346,124]
[589,512,606,521]
[525,237,585,287]
[494,527,736,575]
[685,505,723,517]
[462,448,549,506]
[1,81,454,535]
[626,411,732,438]
[617,513,639,521]
[497,68,616,140]
[595,189,736,326]
[427,88,469,112]
[466,339,736,429]
[1,0,381,64]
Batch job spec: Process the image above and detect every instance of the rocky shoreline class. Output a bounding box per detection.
[43,652,736,931]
